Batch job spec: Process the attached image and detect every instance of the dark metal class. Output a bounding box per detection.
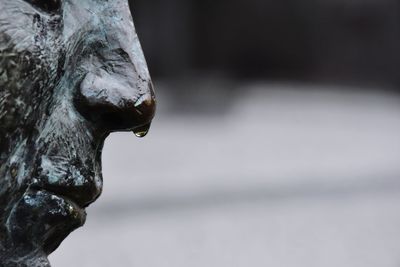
[0,0,156,265]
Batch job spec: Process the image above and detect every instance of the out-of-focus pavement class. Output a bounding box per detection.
[50,82,400,267]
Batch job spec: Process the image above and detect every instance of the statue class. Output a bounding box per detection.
[0,0,156,265]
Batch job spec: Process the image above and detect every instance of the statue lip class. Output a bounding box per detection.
[33,188,87,253]
[30,182,93,211]
[32,155,103,209]
[8,187,87,254]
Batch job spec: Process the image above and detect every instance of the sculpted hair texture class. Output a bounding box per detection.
[0,0,156,265]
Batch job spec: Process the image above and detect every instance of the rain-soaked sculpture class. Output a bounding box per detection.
[0,0,156,265]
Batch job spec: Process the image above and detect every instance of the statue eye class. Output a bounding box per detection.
[26,0,62,13]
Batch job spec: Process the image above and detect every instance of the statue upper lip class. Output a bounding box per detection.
[30,159,103,209]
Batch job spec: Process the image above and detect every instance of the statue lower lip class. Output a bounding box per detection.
[8,188,87,254]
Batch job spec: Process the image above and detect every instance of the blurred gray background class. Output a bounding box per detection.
[50,0,400,266]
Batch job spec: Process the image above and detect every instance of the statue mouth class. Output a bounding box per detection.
[29,185,88,217]
[24,154,104,252]
[31,164,103,209]
[8,186,88,254]
[6,137,104,254]
[35,188,87,254]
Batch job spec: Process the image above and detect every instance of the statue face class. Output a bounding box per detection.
[0,0,155,263]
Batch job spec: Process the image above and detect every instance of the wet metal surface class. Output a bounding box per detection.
[0,0,155,265]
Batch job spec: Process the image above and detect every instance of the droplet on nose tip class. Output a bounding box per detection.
[133,122,152,138]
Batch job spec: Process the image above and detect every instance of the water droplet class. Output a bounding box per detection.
[133,122,152,138]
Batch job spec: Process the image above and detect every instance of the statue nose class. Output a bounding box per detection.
[75,71,156,133]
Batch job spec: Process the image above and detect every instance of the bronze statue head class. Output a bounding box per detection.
[0,0,155,265]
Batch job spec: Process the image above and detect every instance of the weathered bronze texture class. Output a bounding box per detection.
[0,0,156,265]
